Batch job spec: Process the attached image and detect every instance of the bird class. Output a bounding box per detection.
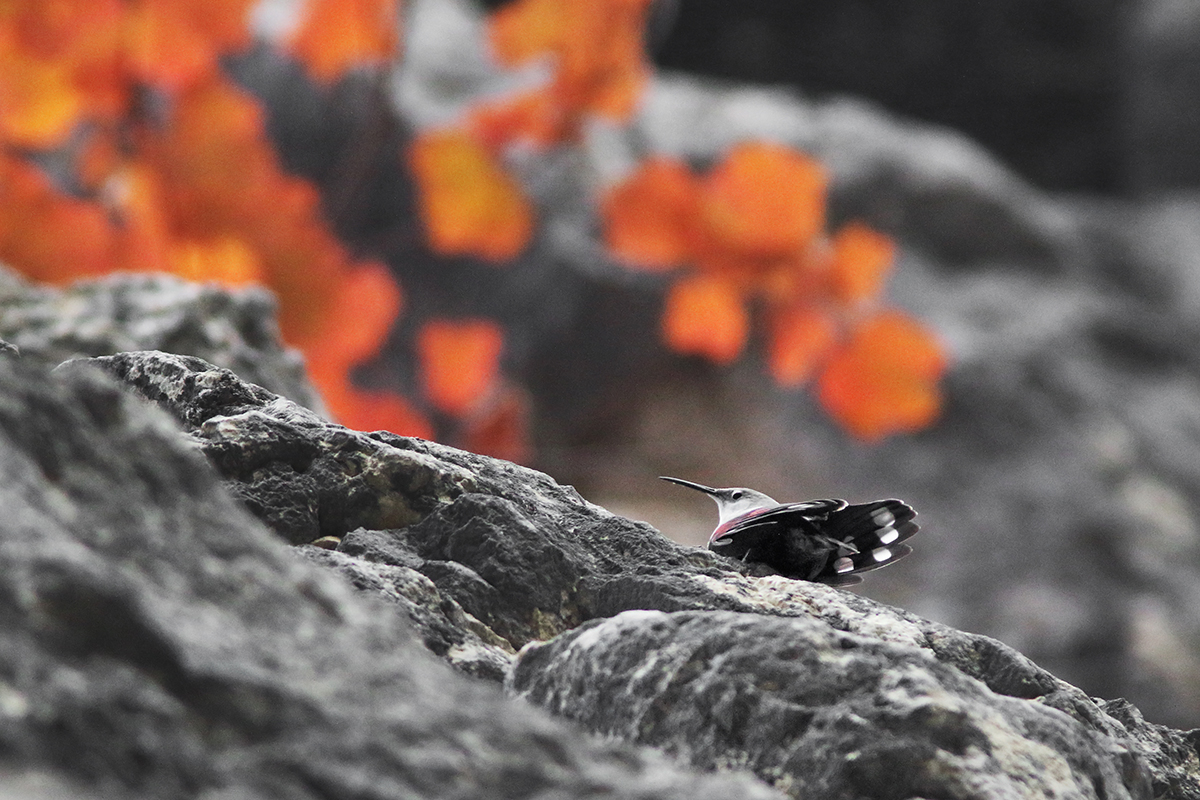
[660,476,918,586]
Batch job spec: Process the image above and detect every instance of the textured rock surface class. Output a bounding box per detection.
[0,355,783,799]
[84,350,757,647]
[0,267,322,412]
[510,610,1149,800]
[76,349,1200,798]
[294,545,515,680]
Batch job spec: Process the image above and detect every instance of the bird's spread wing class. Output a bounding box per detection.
[818,499,918,584]
[709,498,918,586]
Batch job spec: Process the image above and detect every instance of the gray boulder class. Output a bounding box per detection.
[510,610,1163,800]
[0,354,781,799]
[0,267,322,413]
[70,349,1200,799]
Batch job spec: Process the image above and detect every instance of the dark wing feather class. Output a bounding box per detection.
[812,499,918,583]
[708,498,918,586]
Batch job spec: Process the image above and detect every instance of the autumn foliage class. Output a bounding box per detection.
[0,0,946,452]
[601,145,947,440]
[409,0,655,263]
[407,128,534,262]
[0,0,439,442]
[288,0,400,84]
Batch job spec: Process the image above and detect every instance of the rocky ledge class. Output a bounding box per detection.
[0,347,1196,799]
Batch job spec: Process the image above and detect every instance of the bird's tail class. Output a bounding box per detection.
[818,499,919,586]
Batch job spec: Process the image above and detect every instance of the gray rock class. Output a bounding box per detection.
[73,349,1200,798]
[509,610,1152,800]
[75,350,466,544]
[1100,698,1200,800]
[293,545,515,681]
[79,350,750,647]
[0,267,322,413]
[0,355,783,799]
[1124,1,1200,192]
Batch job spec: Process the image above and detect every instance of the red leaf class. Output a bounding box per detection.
[662,274,748,364]
[817,310,947,440]
[829,221,895,304]
[417,319,505,417]
[768,305,839,387]
[600,156,700,270]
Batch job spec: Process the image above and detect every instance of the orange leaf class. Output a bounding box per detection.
[314,260,403,365]
[768,305,839,387]
[153,76,273,239]
[699,142,827,261]
[8,0,124,61]
[817,310,948,440]
[0,0,126,145]
[600,156,700,270]
[107,159,173,273]
[467,89,569,151]
[0,49,84,146]
[662,274,748,364]
[77,127,121,191]
[169,236,263,286]
[123,1,211,89]
[487,0,652,134]
[488,0,562,67]
[549,0,651,122]
[289,0,400,84]
[753,239,835,305]
[308,357,434,438]
[138,72,405,374]
[341,390,434,439]
[829,221,895,304]
[123,0,255,91]
[0,155,115,281]
[408,127,534,262]
[581,45,649,121]
[417,319,505,417]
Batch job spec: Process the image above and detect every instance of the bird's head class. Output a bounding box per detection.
[659,476,779,526]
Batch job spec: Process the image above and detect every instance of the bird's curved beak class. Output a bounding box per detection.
[659,476,719,496]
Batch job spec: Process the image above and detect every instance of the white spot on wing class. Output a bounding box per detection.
[872,547,892,563]
[834,556,855,573]
[871,508,895,526]
[878,526,899,545]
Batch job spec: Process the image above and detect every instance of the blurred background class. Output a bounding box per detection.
[4,0,1200,728]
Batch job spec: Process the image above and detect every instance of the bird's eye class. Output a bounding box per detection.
[731,490,743,500]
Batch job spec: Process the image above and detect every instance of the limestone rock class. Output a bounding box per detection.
[510,610,1151,800]
[72,348,1200,799]
[0,267,322,413]
[0,356,782,799]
